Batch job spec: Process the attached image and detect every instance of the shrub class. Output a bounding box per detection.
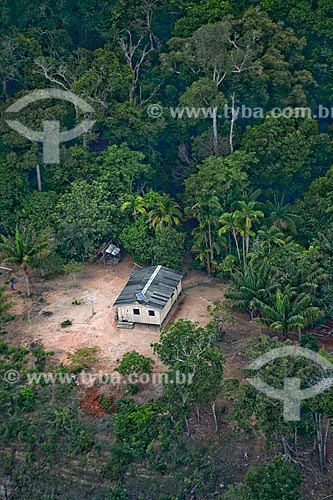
[67,347,99,373]
[300,332,319,352]
[112,400,158,455]
[61,319,73,328]
[16,386,36,411]
[116,351,154,377]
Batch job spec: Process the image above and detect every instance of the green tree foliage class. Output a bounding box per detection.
[0,226,51,296]
[119,216,155,264]
[152,319,225,432]
[67,347,99,373]
[254,288,322,339]
[116,351,154,376]
[152,227,185,270]
[242,117,332,199]
[224,457,303,500]
[245,456,303,500]
[0,154,29,232]
[229,336,333,472]
[265,194,302,234]
[296,166,333,243]
[225,261,277,319]
[185,152,251,210]
[1,0,333,495]
[112,399,158,455]
[0,288,12,327]
[54,180,118,260]
[96,144,152,197]
[190,190,224,274]
[147,194,183,230]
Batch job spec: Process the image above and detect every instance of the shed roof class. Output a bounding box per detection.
[113,265,183,310]
[105,243,120,256]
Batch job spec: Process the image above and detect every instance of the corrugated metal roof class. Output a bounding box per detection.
[113,265,183,310]
[105,243,120,256]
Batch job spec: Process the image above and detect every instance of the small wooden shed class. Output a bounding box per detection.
[113,265,183,327]
[95,240,121,265]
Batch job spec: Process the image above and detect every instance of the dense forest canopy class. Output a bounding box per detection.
[0,0,333,273]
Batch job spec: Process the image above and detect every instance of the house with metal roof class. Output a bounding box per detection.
[113,265,183,327]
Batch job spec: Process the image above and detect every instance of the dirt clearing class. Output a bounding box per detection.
[2,257,224,372]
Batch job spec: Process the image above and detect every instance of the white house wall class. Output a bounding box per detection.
[118,305,162,325]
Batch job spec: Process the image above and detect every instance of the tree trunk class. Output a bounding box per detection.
[315,412,328,472]
[36,164,42,192]
[25,275,31,297]
[129,81,136,103]
[232,228,241,264]
[323,419,330,467]
[212,402,218,432]
[229,94,237,154]
[212,107,218,156]
[281,436,292,459]
[204,231,211,275]
[184,415,190,437]
[242,235,246,264]
[208,223,214,262]
[245,233,250,255]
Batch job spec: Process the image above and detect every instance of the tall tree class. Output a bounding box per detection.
[121,194,147,220]
[190,190,223,274]
[225,262,277,320]
[152,319,225,433]
[266,194,302,234]
[254,288,322,340]
[0,227,51,296]
[234,200,264,259]
[147,194,182,230]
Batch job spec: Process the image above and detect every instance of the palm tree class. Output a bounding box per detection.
[254,226,286,254]
[254,288,322,340]
[225,262,277,320]
[147,195,183,230]
[231,188,265,210]
[191,191,223,274]
[120,194,147,220]
[315,227,333,259]
[219,211,242,264]
[219,202,264,265]
[266,194,302,233]
[192,225,222,275]
[234,201,264,259]
[0,227,51,296]
[191,230,212,274]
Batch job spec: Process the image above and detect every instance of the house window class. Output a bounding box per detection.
[148,310,155,317]
[133,308,140,315]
